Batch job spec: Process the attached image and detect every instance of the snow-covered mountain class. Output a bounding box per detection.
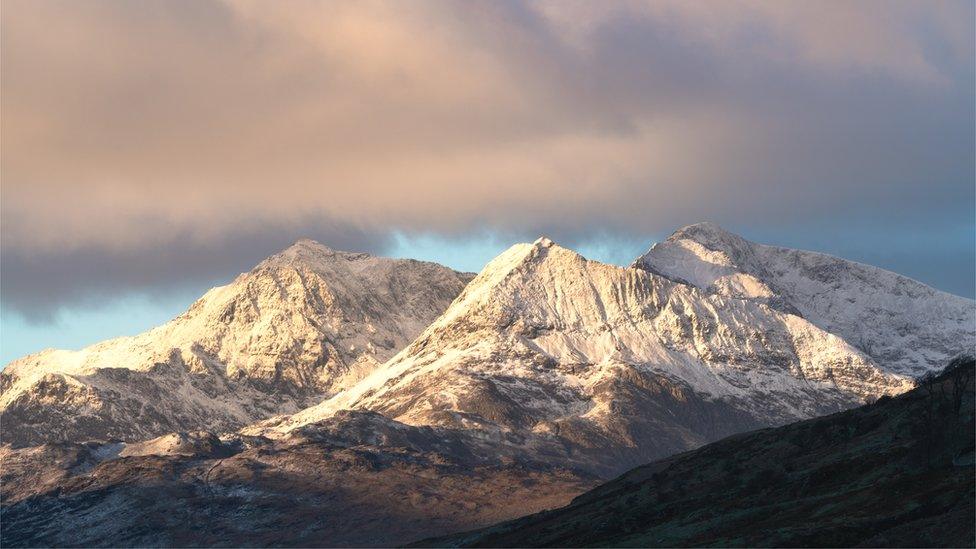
[6,223,968,468]
[253,236,913,474]
[0,240,471,447]
[634,223,975,377]
[3,225,970,546]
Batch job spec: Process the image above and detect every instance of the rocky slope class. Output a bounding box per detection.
[253,237,912,476]
[0,413,596,547]
[0,240,471,447]
[635,223,975,377]
[423,357,975,548]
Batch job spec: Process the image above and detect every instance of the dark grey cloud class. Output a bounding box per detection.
[1,220,390,321]
[1,0,973,315]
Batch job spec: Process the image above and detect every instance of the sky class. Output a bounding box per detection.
[2,0,974,365]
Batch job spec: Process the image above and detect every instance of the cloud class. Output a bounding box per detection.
[1,219,390,321]
[1,0,973,314]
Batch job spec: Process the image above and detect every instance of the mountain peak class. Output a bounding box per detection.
[260,238,366,270]
[481,237,580,278]
[267,225,916,469]
[290,237,330,250]
[0,236,473,447]
[282,238,334,256]
[668,222,744,247]
[636,223,975,377]
[533,236,555,248]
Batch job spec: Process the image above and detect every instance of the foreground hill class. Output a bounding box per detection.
[0,240,471,447]
[423,357,975,548]
[253,237,911,476]
[0,412,597,547]
[636,223,974,377]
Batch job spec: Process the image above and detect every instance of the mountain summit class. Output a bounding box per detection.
[635,223,975,376]
[256,236,912,474]
[0,241,471,447]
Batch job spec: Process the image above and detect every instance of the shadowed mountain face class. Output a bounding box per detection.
[0,411,598,548]
[422,357,975,548]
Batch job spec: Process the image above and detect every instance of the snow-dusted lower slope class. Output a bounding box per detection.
[634,223,975,377]
[252,238,911,473]
[0,240,471,447]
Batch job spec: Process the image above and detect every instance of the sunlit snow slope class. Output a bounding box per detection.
[0,240,471,447]
[256,237,912,473]
[634,223,975,377]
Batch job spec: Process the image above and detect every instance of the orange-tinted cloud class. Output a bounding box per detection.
[1,0,973,312]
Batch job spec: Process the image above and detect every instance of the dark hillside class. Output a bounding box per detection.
[423,357,976,548]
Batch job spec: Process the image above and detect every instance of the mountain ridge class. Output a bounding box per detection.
[0,240,472,447]
[248,234,914,475]
[634,222,975,376]
[4,224,972,463]
[2,225,973,547]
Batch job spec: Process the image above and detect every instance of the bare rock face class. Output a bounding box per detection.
[634,222,975,377]
[253,236,912,476]
[0,240,472,448]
